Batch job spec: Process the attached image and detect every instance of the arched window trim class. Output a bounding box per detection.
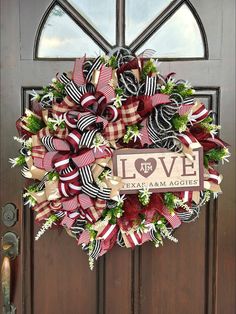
[34,0,209,61]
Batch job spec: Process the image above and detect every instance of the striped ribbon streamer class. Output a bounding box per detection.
[189,103,209,123]
[79,166,111,200]
[145,76,158,96]
[177,131,201,149]
[89,240,101,260]
[157,207,181,229]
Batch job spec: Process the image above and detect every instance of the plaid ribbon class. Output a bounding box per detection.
[103,101,142,140]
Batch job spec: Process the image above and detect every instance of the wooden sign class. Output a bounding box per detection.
[113,148,204,194]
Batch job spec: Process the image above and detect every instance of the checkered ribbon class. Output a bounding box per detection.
[103,101,141,140]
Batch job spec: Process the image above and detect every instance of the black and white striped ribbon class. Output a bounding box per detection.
[145,76,158,96]
[86,56,103,82]
[89,240,101,259]
[61,165,74,175]
[37,172,50,191]
[117,230,125,247]
[65,81,83,104]
[41,136,56,151]
[79,129,98,148]
[176,205,201,223]
[54,211,66,219]
[77,114,97,132]
[57,73,71,85]
[119,72,138,97]
[70,219,86,236]
[150,228,159,242]
[147,104,182,152]
[79,166,111,200]
[182,97,194,105]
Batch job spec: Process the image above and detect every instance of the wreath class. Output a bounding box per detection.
[11,48,230,269]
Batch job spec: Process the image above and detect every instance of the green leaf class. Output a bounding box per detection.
[141,59,157,80]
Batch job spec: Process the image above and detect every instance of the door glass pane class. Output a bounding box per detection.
[37,5,104,58]
[136,4,204,58]
[125,0,173,45]
[67,0,116,44]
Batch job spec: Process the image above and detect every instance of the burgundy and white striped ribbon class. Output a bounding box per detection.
[190,103,209,123]
[53,153,70,172]
[96,65,113,91]
[59,167,79,183]
[177,131,200,149]
[178,191,193,204]
[66,130,82,153]
[207,168,222,184]
[72,149,95,168]
[139,118,152,146]
[97,223,118,241]
[80,92,97,108]
[151,93,171,106]
[126,231,142,248]
[33,200,51,221]
[78,193,94,210]
[77,230,90,245]
[64,111,79,129]
[68,181,82,195]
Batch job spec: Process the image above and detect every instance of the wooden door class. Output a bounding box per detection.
[1,0,235,313]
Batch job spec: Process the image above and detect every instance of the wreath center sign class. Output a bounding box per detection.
[113,148,203,193]
[10,48,230,269]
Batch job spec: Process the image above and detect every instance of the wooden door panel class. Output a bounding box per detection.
[105,249,133,314]
[140,212,207,314]
[33,230,98,314]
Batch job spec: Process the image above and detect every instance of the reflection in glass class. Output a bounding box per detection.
[125,0,173,44]
[67,0,116,44]
[136,4,204,58]
[37,6,104,58]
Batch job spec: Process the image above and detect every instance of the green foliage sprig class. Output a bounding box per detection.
[102,201,124,225]
[141,59,157,80]
[204,148,230,167]
[138,187,152,206]
[160,79,195,100]
[199,116,221,135]
[22,114,44,133]
[171,114,189,132]
[47,116,66,131]
[35,214,58,240]
[9,154,26,167]
[48,171,59,181]
[101,55,118,69]
[164,192,175,211]
[123,124,142,143]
